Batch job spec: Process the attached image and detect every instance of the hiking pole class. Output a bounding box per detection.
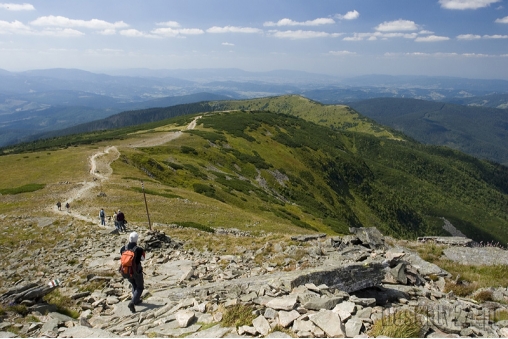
[141,180,152,230]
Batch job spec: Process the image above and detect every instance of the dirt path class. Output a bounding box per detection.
[50,117,201,224]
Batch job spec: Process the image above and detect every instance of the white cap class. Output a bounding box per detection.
[129,232,139,243]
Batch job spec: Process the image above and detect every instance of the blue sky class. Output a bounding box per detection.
[0,0,508,79]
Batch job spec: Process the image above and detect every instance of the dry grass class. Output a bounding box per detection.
[220,304,256,328]
[370,310,426,338]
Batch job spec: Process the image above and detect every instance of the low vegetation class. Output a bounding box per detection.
[370,310,425,338]
[220,304,257,328]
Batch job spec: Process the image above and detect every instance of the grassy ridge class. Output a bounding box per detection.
[1,95,507,243]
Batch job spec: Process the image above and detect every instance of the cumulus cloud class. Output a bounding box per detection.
[457,33,482,39]
[483,34,508,38]
[0,3,34,10]
[119,29,157,38]
[222,42,235,46]
[329,50,356,55]
[268,30,342,39]
[207,26,262,33]
[264,17,335,27]
[0,19,87,36]
[343,31,417,41]
[415,35,450,42]
[336,10,360,20]
[439,0,500,10]
[31,15,128,30]
[375,19,419,32]
[97,29,116,35]
[151,27,204,37]
[156,21,180,27]
[0,20,32,34]
[495,16,508,23]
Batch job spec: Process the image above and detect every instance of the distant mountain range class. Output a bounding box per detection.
[1,68,508,165]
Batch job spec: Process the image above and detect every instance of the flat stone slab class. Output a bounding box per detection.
[112,300,165,317]
[0,332,16,338]
[186,324,233,338]
[418,236,474,246]
[443,247,508,266]
[58,325,119,338]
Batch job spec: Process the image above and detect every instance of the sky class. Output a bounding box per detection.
[0,0,508,79]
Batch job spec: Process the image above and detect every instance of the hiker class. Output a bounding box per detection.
[56,201,61,210]
[117,209,127,232]
[99,208,106,226]
[119,232,145,313]
[113,211,118,230]
[65,202,70,211]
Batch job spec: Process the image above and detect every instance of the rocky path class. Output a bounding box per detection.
[49,117,201,224]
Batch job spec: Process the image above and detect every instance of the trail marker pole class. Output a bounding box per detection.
[141,180,152,230]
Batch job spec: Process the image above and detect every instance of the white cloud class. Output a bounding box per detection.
[268,30,342,39]
[0,20,32,34]
[38,28,84,37]
[415,35,450,42]
[483,34,508,38]
[0,19,84,36]
[264,18,335,27]
[439,0,500,10]
[495,16,508,23]
[419,30,434,35]
[336,10,360,20]
[375,19,419,32]
[329,50,356,56]
[344,31,417,41]
[156,21,180,27]
[0,3,34,10]
[206,26,262,33]
[463,52,491,57]
[31,16,128,30]
[457,34,482,39]
[97,29,116,35]
[222,42,234,46]
[119,29,158,38]
[151,27,204,37]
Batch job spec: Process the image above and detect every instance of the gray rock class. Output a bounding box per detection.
[303,296,343,311]
[266,296,298,311]
[345,318,363,337]
[349,227,386,250]
[264,308,278,319]
[252,315,271,336]
[293,319,315,333]
[186,324,233,338]
[0,332,17,338]
[278,310,300,328]
[334,301,356,314]
[151,323,202,337]
[266,331,292,338]
[175,309,195,328]
[58,326,120,338]
[40,318,59,334]
[349,296,376,307]
[310,310,346,337]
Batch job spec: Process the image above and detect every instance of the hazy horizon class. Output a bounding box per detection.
[0,0,507,79]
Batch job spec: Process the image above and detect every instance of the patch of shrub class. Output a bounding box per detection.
[473,290,493,303]
[221,304,256,328]
[494,309,508,322]
[370,310,425,338]
[0,183,45,195]
[181,146,198,155]
[174,221,215,233]
[444,281,478,297]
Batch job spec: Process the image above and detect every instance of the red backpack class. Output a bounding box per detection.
[119,246,137,278]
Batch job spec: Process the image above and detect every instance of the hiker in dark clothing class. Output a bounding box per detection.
[117,209,127,232]
[65,202,70,211]
[56,201,61,210]
[99,208,106,226]
[120,232,145,313]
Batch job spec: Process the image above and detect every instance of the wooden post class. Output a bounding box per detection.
[141,180,152,230]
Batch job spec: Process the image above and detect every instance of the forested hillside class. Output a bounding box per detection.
[3,100,507,244]
[349,98,508,166]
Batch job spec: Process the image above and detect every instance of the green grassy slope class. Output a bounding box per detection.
[2,96,507,243]
[122,110,508,243]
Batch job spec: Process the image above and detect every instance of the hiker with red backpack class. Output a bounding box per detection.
[119,232,145,313]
